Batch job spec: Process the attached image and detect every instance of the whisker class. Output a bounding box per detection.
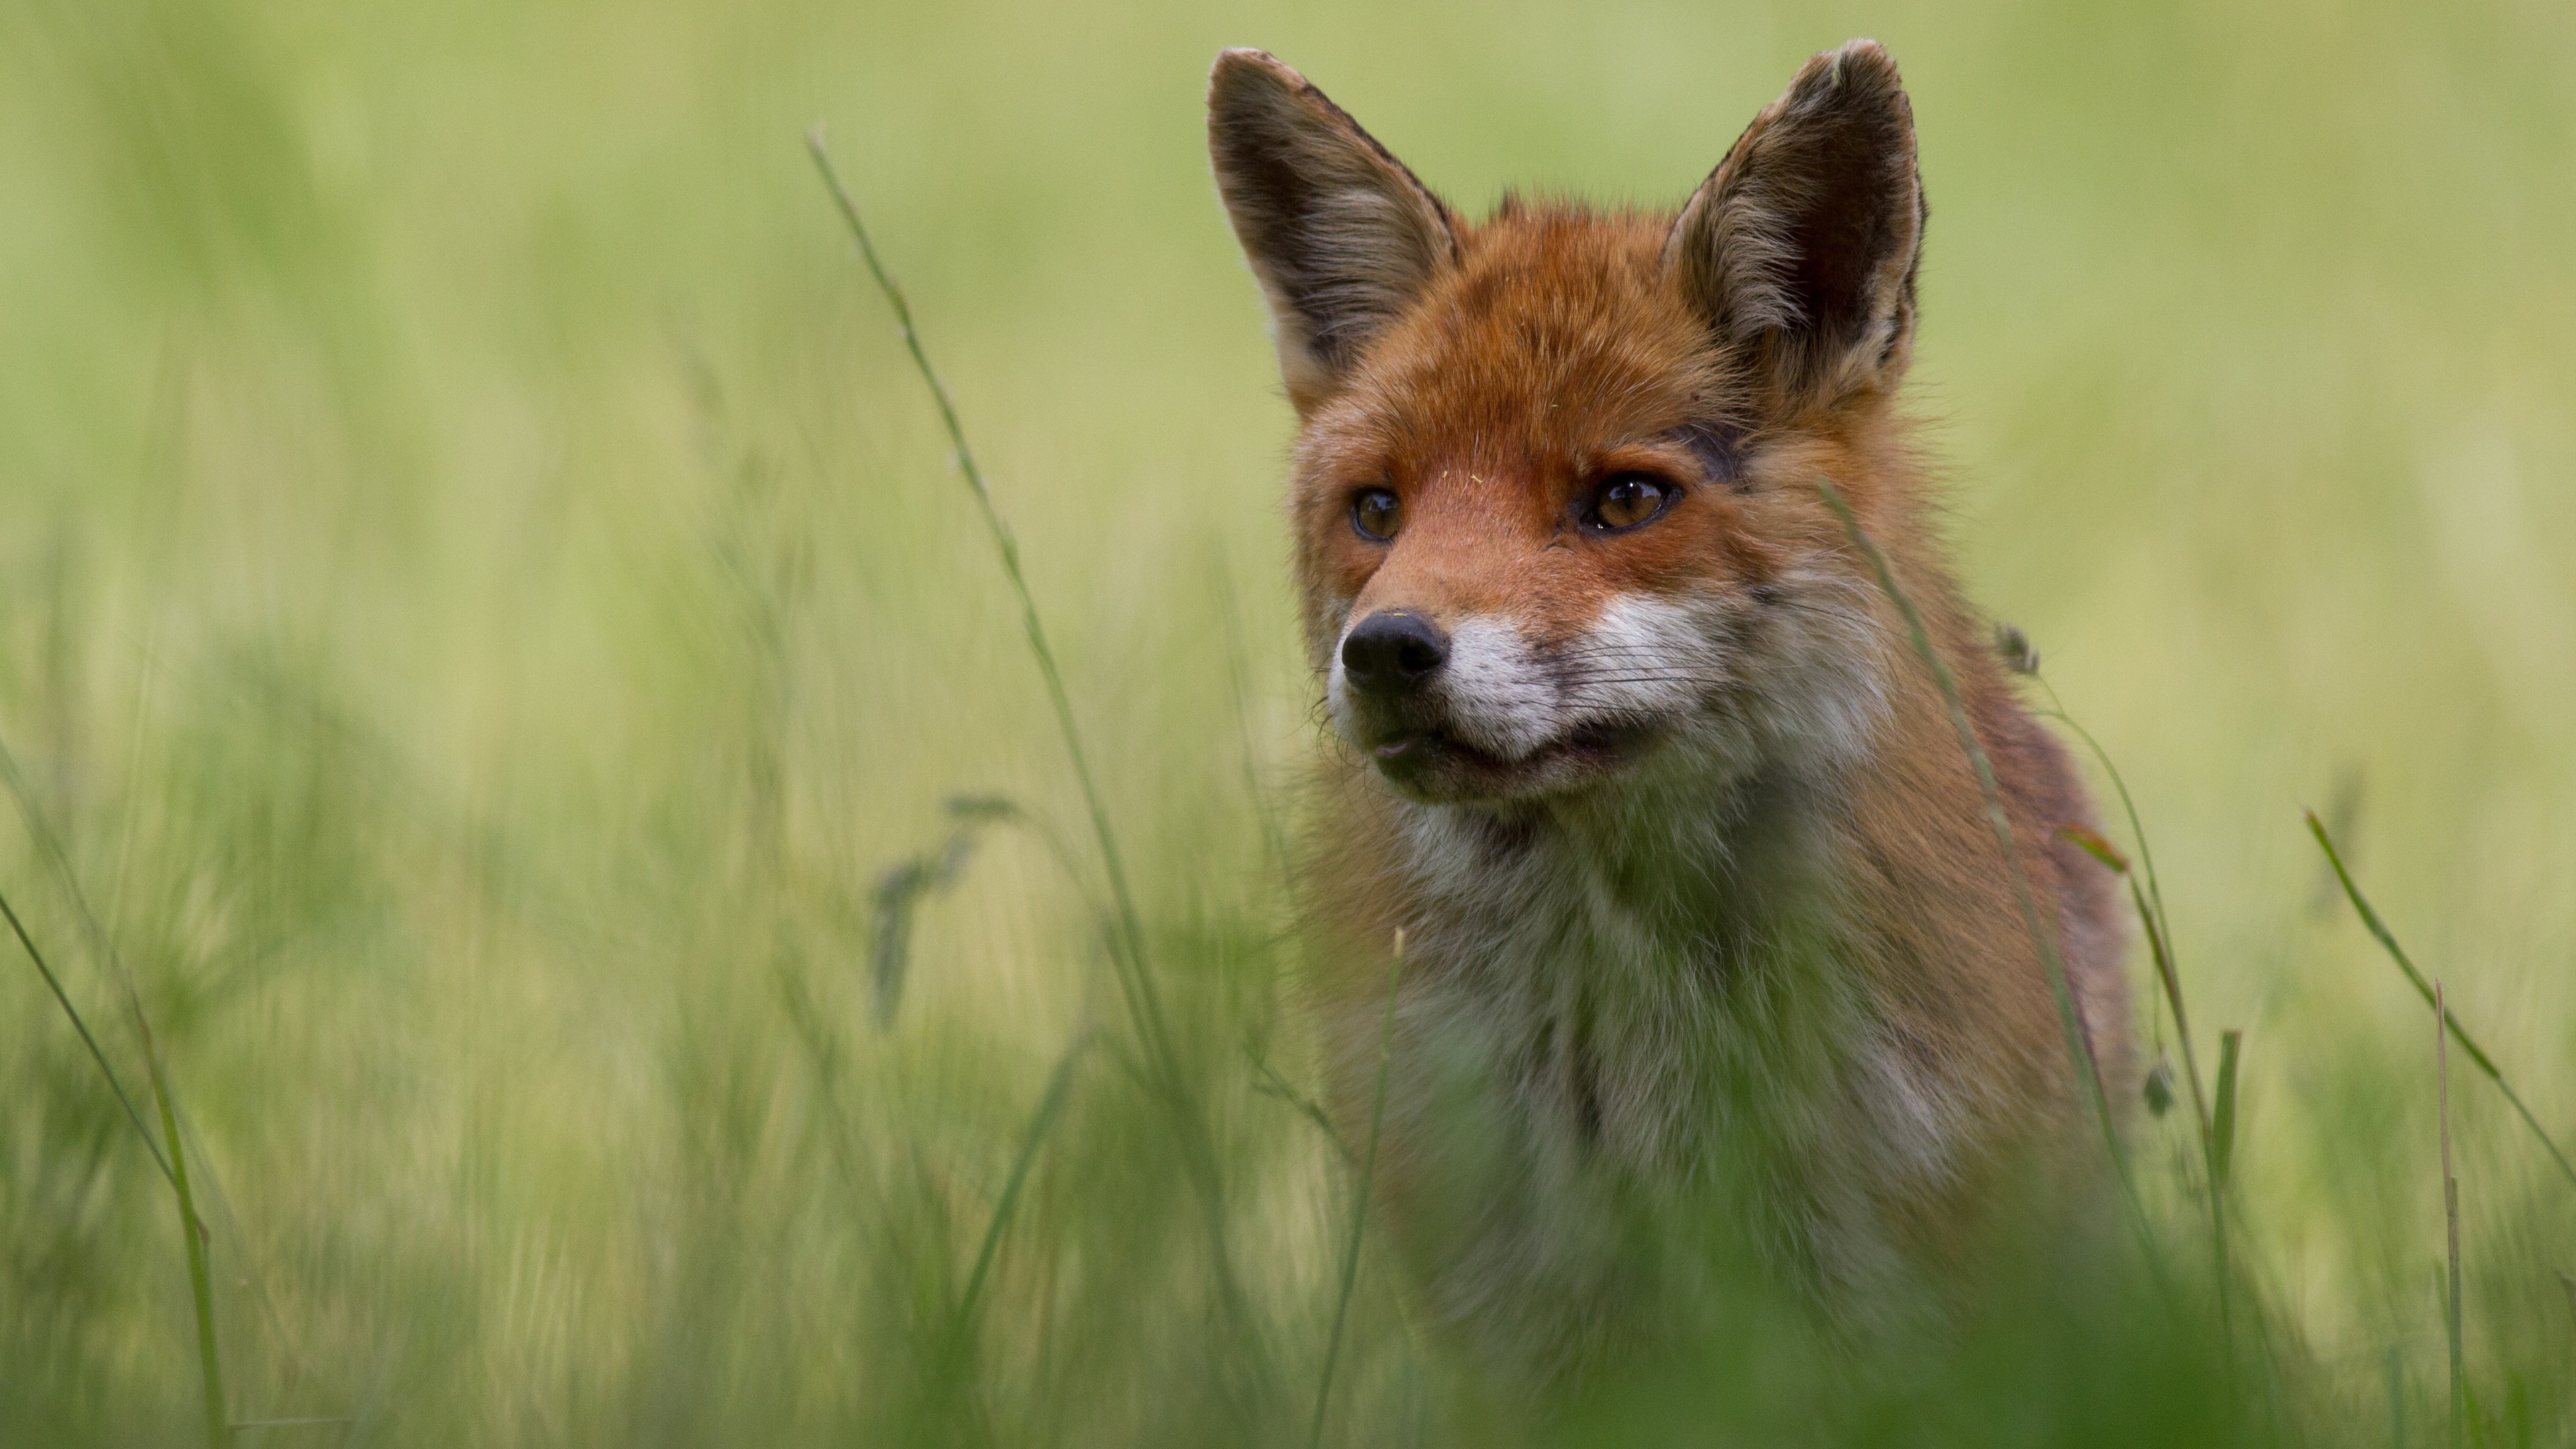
[1557,673,1729,687]
[1550,644,1716,661]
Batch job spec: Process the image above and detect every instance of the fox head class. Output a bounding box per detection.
[1211,41,1925,806]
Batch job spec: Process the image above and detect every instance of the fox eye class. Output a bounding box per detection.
[1350,487,1402,541]
[1587,474,1674,532]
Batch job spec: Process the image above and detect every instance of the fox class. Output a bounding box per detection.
[1207,40,2132,1386]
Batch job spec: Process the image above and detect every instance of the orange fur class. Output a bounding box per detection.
[1211,40,2127,1387]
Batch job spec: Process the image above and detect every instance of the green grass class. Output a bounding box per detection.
[5,0,2576,1442]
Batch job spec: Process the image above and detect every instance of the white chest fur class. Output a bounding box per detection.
[1351,767,1964,1375]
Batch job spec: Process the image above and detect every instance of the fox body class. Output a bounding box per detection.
[1208,42,2128,1381]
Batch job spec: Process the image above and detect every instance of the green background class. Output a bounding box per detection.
[5,0,2573,1442]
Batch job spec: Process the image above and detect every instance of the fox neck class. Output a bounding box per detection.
[1373,733,1956,1322]
[1385,718,1900,1155]
[1394,747,1845,964]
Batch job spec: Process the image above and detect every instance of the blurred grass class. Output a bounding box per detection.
[3,0,2575,1442]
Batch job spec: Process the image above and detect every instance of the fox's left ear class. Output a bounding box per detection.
[1209,49,1457,415]
[1664,40,1925,406]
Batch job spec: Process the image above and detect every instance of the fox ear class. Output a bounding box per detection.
[1209,49,1456,414]
[1664,40,1925,405]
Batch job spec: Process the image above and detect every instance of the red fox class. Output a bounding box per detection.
[1209,41,2131,1382]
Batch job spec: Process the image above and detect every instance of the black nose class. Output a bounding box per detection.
[1341,612,1450,694]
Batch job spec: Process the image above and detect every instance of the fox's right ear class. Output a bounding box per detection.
[1208,50,1456,415]
[1664,40,1926,408]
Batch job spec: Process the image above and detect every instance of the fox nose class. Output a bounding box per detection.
[1341,612,1450,695]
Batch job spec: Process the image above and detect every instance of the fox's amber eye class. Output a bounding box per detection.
[1351,487,1401,541]
[1588,474,1672,531]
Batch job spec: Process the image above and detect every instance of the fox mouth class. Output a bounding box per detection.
[1366,719,1656,800]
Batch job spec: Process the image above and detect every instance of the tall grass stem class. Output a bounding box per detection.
[2212,1029,2244,1189]
[146,1020,229,1448]
[803,127,1168,1069]
[2308,811,2576,1189]
[804,127,1254,1348]
[2435,979,2464,1447]
[0,879,172,1181]
[955,1030,1093,1336]
[1,728,232,1432]
[2133,873,2232,1325]
[2037,688,2176,971]
[2042,695,2233,1306]
[1309,930,1404,1449]
[2033,704,2198,1121]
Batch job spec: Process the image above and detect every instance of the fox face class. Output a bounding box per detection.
[1214,42,1923,807]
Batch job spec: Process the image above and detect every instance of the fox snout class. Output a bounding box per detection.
[1340,610,1450,696]
[1334,609,1458,781]
[1328,597,1703,804]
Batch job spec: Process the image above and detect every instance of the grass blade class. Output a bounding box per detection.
[2307,810,2576,1190]
[919,1030,1092,1436]
[1815,484,2139,1216]
[1,728,231,1436]
[0,879,172,1183]
[1309,930,1405,1449]
[941,792,1104,916]
[1245,1038,1355,1168]
[2041,684,2239,1330]
[2132,869,2235,1324]
[2058,822,2128,874]
[868,840,969,1026]
[2436,979,2464,1448]
[2212,1028,2244,1189]
[145,1022,230,1448]
[2386,1344,2409,1449]
[2035,688,2176,981]
[954,1030,1093,1337]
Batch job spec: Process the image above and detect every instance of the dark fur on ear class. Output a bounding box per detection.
[1208,49,1458,414]
[1663,40,1926,406]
